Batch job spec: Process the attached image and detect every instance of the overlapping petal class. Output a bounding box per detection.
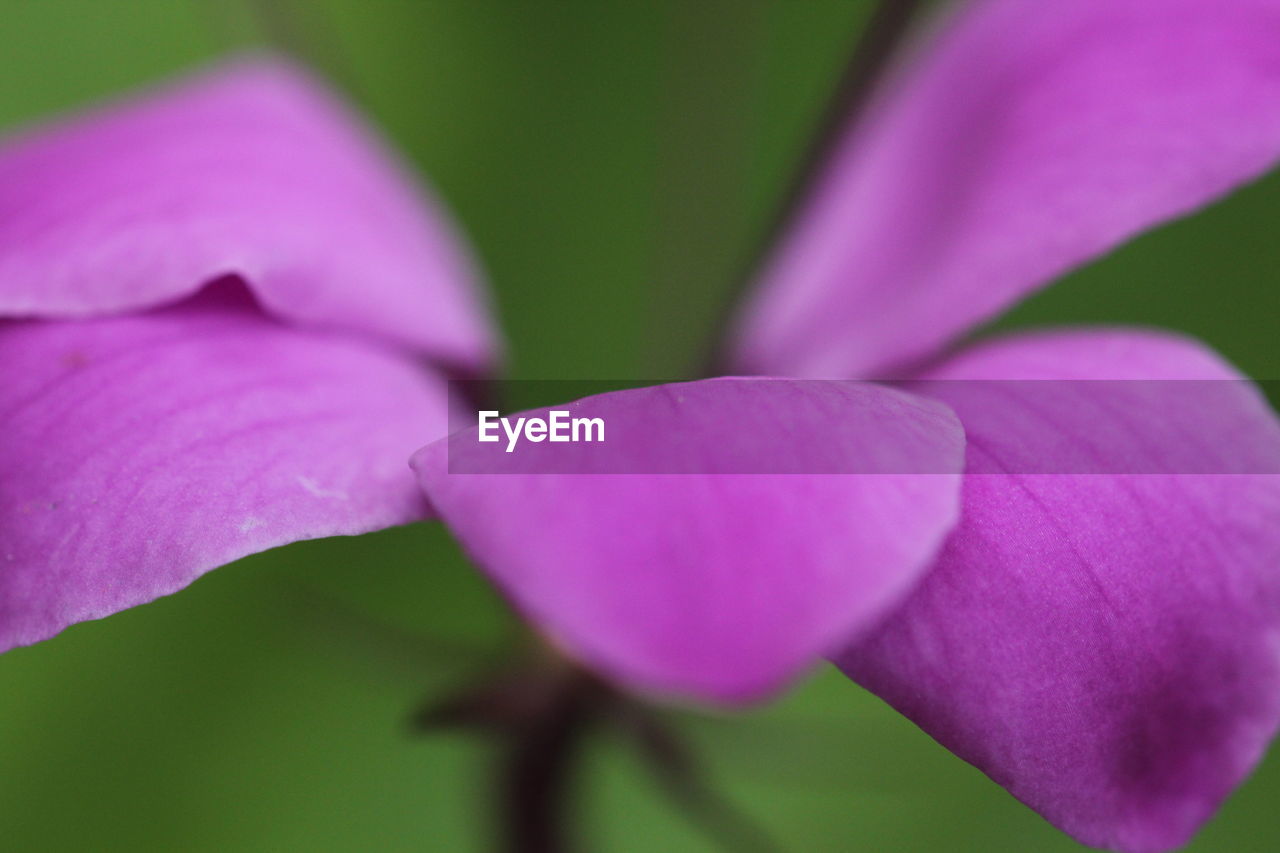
[413,378,965,703]
[833,330,1280,852]
[0,56,495,373]
[0,281,450,653]
[732,0,1280,378]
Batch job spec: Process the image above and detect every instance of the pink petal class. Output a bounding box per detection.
[412,379,964,704]
[0,56,495,373]
[732,0,1280,377]
[833,330,1280,852]
[0,281,449,653]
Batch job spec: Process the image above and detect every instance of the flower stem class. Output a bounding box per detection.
[414,649,605,853]
[761,0,926,254]
[496,672,600,853]
[416,648,774,853]
[705,0,927,375]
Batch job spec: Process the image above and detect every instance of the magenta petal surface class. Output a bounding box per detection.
[733,0,1280,377]
[0,57,495,372]
[0,283,449,653]
[834,331,1280,852]
[413,379,964,704]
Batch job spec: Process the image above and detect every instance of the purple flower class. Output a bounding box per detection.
[411,1,1280,850]
[0,59,496,649]
[3,2,1280,851]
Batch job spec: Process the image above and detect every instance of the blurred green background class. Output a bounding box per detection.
[2,1,1278,851]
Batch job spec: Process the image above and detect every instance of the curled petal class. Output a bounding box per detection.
[833,330,1280,852]
[413,378,964,704]
[0,56,495,373]
[733,0,1280,377]
[0,282,449,653]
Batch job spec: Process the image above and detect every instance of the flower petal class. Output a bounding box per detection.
[732,0,1280,377]
[413,378,964,703]
[833,330,1280,852]
[0,281,449,653]
[0,56,495,373]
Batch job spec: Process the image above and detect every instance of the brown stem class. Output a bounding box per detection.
[763,0,926,251]
[417,659,778,853]
[705,0,927,375]
[414,659,609,853]
[497,674,599,853]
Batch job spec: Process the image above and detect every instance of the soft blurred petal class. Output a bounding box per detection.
[413,378,964,704]
[733,0,1280,377]
[833,330,1280,852]
[0,56,495,373]
[0,281,449,653]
